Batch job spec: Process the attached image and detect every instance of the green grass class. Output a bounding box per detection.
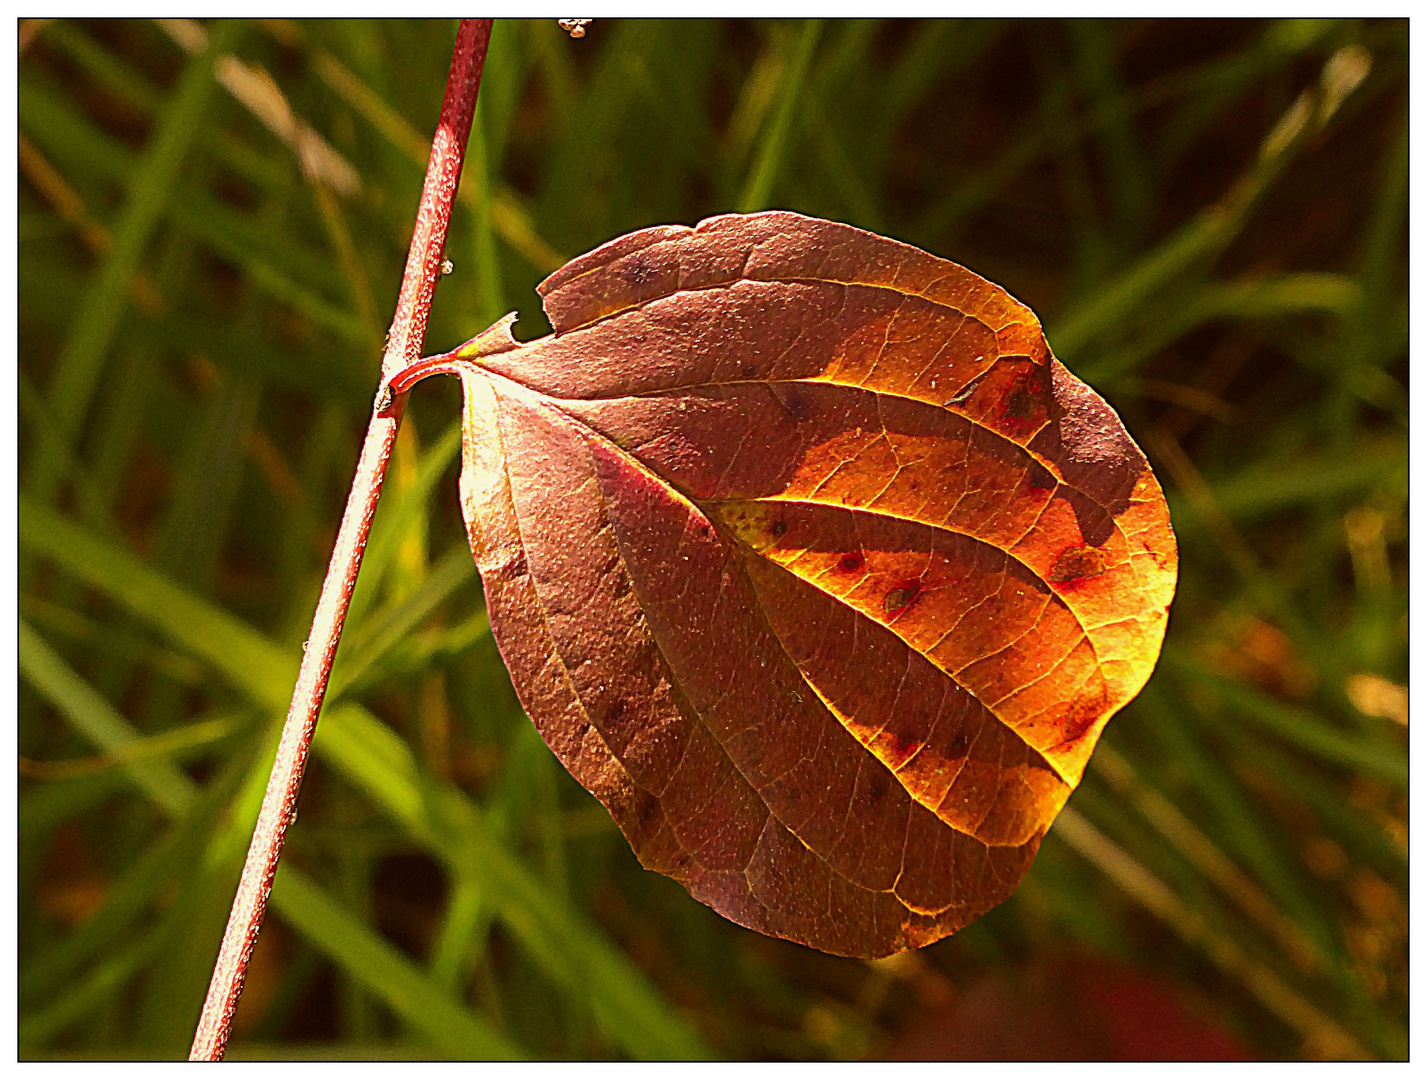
[18,18,1406,1060]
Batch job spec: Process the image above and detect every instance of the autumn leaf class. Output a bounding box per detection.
[400,211,1177,958]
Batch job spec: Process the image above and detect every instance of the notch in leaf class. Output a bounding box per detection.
[387,211,1178,958]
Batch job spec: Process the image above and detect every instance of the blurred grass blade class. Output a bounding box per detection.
[20,612,519,1059]
[20,497,297,709]
[18,497,712,1060]
[20,741,253,1006]
[1086,273,1363,384]
[881,20,1001,126]
[344,419,461,631]
[20,928,164,1049]
[317,704,712,1060]
[19,714,243,781]
[1214,725,1407,888]
[25,19,242,505]
[1067,20,1152,246]
[17,369,123,537]
[161,19,361,196]
[1152,20,1339,171]
[331,544,477,700]
[270,868,523,1059]
[311,44,563,273]
[1166,438,1406,530]
[467,104,506,327]
[1133,685,1347,953]
[1052,807,1368,1059]
[1052,49,1363,362]
[17,78,366,341]
[739,19,822,212]
[19,621,194,814]
[1092,744,1322,974]
[428,874,488,992]
[1167,655,1406,788]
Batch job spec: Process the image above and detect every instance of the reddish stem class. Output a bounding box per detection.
[189,19,493,1062]
[383,356,470,399]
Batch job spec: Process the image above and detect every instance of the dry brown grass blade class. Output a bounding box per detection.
[309,47,565,273]
[1053,806,1368,1059]
[1093,744,1322,974]
[158,18,361,197]
[18,133,166,317]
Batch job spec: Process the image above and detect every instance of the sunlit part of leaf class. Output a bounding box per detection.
[436,211,1177,957]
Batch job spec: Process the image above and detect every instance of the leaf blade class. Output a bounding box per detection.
[450,210,1178,957]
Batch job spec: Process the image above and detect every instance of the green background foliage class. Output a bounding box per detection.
[18,18,1406,1060]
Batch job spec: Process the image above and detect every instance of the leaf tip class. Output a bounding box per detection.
[452,311,522,360]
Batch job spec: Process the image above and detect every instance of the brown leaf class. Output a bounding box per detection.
[428,211,1176,958]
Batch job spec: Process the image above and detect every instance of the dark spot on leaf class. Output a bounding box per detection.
[622,253,653,285]
[865,769,890,802]
[884,730,918,761]
[1058,685,1109,743]
[1050,545,1107,583]
[1002,379,1037,421]
[774,385,813,422]
[838,551,865,572]
[884,578,922,617]
[771,520,787,537]
[636,802,661,832]
[506,550,529,578]
[1027,462,1056,491]
[945,732,970,760]
[631,790,663,833]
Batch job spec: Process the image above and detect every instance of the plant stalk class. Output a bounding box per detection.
[189,18,493,1061]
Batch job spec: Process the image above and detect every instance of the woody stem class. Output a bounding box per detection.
[188,18,492,1061]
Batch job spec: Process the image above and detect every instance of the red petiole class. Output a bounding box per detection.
[377,354,473,412]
